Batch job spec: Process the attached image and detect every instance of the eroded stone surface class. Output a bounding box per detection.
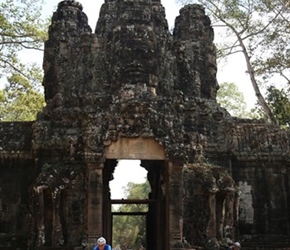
[0,0,289,249]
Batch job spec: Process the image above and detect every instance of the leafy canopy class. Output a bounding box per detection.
[217,81,249,118]
[0,0,47,121]
[265,86,290,128]
[0,64,45,121]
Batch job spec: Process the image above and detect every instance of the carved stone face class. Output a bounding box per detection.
[111,4,158,90]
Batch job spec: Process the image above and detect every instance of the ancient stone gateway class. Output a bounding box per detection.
[0,0,290,250]
[103,138,168,250]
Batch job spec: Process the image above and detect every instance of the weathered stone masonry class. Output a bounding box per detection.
[0,0,289,249]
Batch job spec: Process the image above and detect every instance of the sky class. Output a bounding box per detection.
[38,0,256,197]
[43,0,180,29]
[110,160,147,199]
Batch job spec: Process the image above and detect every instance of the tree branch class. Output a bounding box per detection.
[0,58,30,79]
[0,41,43,50]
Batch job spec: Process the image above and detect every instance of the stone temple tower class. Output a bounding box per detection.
[0,1,289,250]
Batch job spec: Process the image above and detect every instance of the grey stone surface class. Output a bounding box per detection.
[0,1,289,249]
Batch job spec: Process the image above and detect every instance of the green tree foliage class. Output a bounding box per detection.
[265,86,290,128]
[0,0,47,121]
[253,0,290,83]
[217,81,250,118]
[0,64,45,121]
[0,0,46,75]
[178,0,290,124]
[113,181,150,249]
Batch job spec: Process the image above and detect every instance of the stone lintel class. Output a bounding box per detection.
[105,137,166,160]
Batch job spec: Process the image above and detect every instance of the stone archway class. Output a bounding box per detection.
[103,159,168,250]
[105,137,168,250]
[87,137,184,250]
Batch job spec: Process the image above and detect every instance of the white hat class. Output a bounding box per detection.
[234,242,241,248]
[97,237,106,245]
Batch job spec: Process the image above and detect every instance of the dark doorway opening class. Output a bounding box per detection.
[103,159,168,250]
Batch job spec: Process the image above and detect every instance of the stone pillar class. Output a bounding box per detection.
[168,162,183,248]
[36,187,46,246]
[224,191,235,240]
[216,195,226,240]
[207,193,217,238]
[87,162,104,247]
